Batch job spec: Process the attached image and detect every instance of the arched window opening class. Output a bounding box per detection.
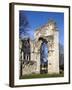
[40,40,48,74]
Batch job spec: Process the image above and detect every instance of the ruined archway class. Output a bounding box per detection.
[32,20,59,74]
[20,20,59,75]
[39,38,48,74]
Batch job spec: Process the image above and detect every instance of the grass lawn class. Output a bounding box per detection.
[20,73,64,79]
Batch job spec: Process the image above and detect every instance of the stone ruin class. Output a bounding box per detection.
[19,20,59,76]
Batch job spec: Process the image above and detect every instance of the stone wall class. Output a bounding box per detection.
[19,20,59,75]
[33,21,59,74]
[22,61,37,75]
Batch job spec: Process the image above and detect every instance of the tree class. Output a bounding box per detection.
[59,43,64,71]
[19,11,30,39]
[19,12,30,78]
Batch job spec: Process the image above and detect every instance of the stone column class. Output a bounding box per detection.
[53,31,59,73]
[30,40,40,74]
[47,39,54,73]
[35,52,40,74]
[30,40,34,61]
[47,31,59,74]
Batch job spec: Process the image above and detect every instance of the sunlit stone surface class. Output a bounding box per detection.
[19,20,59,75]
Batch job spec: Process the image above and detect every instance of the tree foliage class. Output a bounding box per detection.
[19,11,30,39]
[59,43,64,71]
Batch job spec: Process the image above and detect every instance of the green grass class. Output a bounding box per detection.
[20,73,64,79]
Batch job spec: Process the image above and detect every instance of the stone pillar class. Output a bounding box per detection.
[35,52,40,74]
[47,39,54,73]
[30,40,34,61]
[47,31,59,74]
[30,40,40,74]
[53,31,59,73]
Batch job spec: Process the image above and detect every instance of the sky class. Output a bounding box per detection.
[19,10,64,46]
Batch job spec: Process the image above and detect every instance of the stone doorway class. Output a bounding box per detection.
[39,38,48,74]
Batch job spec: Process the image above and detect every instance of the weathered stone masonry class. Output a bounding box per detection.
[19,20,59,75]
